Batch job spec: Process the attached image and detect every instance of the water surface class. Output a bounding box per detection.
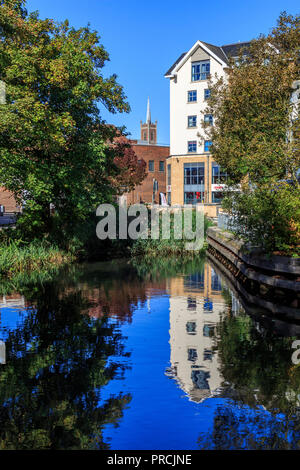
[0,256,299,450]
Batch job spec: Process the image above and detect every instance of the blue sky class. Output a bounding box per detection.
[26,0,300,144]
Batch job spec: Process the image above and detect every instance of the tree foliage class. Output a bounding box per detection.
[0,0,144,243]
[206,12,300,184]
[205,12,300,253]
[110,135,147,194]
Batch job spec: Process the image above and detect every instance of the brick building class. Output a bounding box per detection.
[0,187,19,213]
[127,99,170,204]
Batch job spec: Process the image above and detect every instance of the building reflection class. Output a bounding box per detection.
[0,294,28,366]
[80,279,167,322]
[0,294,26,310]
[167,264,229,403]
[0,341,5,364]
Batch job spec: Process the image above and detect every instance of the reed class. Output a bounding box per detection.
[0,240,73,279]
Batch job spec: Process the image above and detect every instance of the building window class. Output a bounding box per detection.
[143,131,147,140]
[203,324,215,337]
[150,131,154,141]
[204,140,212,152]
[191,370,210,389]
[186,321,196,334]
[203,349,213,361]
[188,115,197,128]
[187,296,197,310]
[184,191,204,204]
[188,141,197,153]
[188,90,197,102]
[184,162,204,185]
[159,161,165,172]
[204,88,211,100]
[167,192,171,205]
[204,114,213,126]
[212,162,227,184]
[167,164,171,186]
[188,348,198,362]
[191,60,210,81]
[204,298,213,312]
[184,272,204,290]
[212,192,224,204]
[149,160,154,172]
[211,269,222,291]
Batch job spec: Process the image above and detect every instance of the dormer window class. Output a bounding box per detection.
[191,60,210,81]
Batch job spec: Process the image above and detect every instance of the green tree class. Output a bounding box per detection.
[206,12,300,185]
[0,0,132,242]
[205,13,300,253]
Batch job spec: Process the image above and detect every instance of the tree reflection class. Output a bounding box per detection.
[0,280,131,450]
[198,308,300,449]
[198,404,300,450]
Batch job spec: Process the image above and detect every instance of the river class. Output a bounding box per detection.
[0,256,299,450]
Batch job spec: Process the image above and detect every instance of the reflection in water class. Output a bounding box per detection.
[0,280,131,450]
[168,264,227,402]
[0,257,299,449]
[0,341,5,365]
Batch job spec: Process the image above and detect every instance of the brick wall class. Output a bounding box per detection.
[127,144,170,204]
[0,187,20,212]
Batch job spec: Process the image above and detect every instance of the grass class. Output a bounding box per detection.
[130,214,214,257]
[0,240,73,279]
[0,212,215,280]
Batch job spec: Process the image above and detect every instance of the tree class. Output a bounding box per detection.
[205,12,300,185]
[205,12,300,253]
[110,135,147,195]
[0,0,134,241]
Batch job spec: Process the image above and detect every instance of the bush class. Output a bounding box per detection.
[223,182,300,255]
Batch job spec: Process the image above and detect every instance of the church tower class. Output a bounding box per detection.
[140,97,157,144]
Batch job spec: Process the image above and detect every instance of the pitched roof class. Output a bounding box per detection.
[165,40,251,77]
[221,41,251,59]
[202,41,229,64]
[164,52,187,77]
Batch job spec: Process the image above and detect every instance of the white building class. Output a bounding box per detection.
[166,263,228,402]
[164,40,250,216]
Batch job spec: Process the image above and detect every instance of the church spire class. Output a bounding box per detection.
[140,97,157,143]
[146,97,151,124]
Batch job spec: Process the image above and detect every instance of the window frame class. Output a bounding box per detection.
[204,140,212,152]
[184,162,205,186]
[167,164,171,186]
[204,88,211,100]
[187,140,197,153]
[212,162,228,184]
[204,114,213,126]
[187,115,197,128]
[191,60,210,82]
[148,160,154,172]
[187,90,197,102]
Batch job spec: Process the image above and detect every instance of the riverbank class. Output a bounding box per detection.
[0,240,73,279]
[207,226,300,315]
[0,215,214,279]
[130,214,213,258]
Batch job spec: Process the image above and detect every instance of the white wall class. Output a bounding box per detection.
[169,46,226,156]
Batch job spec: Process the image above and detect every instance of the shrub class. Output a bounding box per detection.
[223,182,300,255]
